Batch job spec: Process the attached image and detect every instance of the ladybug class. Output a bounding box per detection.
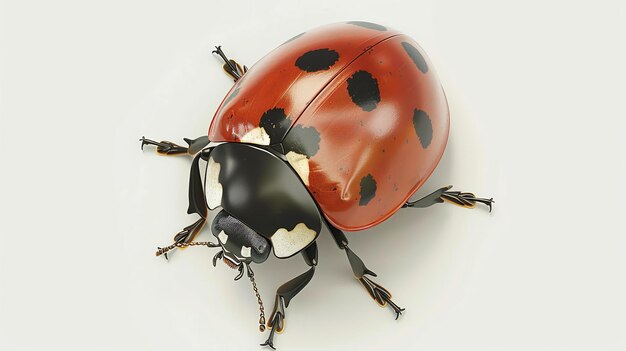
[140,21,493,349]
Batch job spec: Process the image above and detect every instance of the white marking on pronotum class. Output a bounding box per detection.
[240,127,271,145]
[241,246,252,258]
[205,157,223,210]
[218,230,229,244]
[271,223,317,258]
[285,151,310,185]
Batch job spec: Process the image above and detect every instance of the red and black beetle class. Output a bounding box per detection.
[141,21,493,349]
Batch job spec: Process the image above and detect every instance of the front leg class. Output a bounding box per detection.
[261,243,317,349]
[153,151,213,260]
[326,220,405,319]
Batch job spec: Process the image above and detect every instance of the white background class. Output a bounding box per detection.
[1,0,625,350]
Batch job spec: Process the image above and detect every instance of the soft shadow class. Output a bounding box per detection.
[248,138,458,314]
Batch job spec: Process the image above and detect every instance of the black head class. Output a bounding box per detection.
[211,210,271,266]
[201,142,322,260]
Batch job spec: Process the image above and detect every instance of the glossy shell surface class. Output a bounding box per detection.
[209,22,449,231]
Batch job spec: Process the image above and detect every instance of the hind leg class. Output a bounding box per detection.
[403,185,494,212]
[212,46,248,82]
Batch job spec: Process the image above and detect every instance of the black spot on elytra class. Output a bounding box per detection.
[259,108,292,144]
[412,109,433,148]
[222,87,240,106]
[359,174,377,206]
[347,21,387,31]
[347,71,380,111]
[401,42,428,74]
[295,49,340,72]
[283,124,321,157]
[283,32,305,45]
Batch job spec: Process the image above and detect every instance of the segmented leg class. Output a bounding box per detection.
[139,136,187,155]
[261,243,317,349]
[403,185,494,212]
[140,136,209,156]
[326,221,405,319]
[153,151,213,259]
[212,46,248,82]
[155,218,207,260]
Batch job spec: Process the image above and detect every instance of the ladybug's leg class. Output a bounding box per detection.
[154,150,218,259]
[139,135,209,156]
[326,220,405,319]
[403,185,494,212]
[212,46,247,82]
[261,242,317,350]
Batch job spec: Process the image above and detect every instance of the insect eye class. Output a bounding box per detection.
[257,242,267,253]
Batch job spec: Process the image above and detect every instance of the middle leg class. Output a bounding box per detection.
[325,219,405,319]
[140,135,209,156]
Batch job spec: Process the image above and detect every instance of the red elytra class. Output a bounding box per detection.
[208,22,449,231]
